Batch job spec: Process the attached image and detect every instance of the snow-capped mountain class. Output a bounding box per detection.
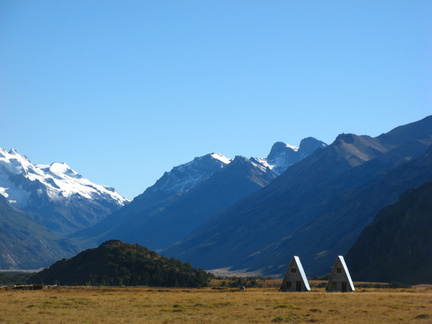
[0,148,129,234]
[141,137,327,201]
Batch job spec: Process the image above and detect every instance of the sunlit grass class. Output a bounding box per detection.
[0,285,431,323]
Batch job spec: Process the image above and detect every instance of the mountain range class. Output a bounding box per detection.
[72,137,327,250]
[0,137,326,269]
[163,116,432,277]
[1,115,431,284]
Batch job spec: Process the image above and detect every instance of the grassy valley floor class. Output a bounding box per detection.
[0,285,431,323]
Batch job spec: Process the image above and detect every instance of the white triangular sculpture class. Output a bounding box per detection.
[280,256,311,292]
[326,255,355,292]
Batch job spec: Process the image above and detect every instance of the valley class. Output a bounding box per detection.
[1,115,432,285]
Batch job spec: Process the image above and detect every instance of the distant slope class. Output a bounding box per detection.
[73,138,326,250]
[346,181,432,284]
[29,240,212,287]
[0,195,78,269]
[0,148,128,235]
[164,116,432,277]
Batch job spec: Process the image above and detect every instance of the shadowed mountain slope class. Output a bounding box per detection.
[0,195,78,269]
[346,181,432,284]
[73,156,277,250]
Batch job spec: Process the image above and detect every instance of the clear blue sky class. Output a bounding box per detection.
[1,1,431,200]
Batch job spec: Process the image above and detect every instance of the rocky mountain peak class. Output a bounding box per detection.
[298,137,328,157]
[335,133,358,144]
[266,142,298,161]
[265,138,328,176]
[144,152,231,197]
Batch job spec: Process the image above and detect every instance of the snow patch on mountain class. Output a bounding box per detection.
[210,153,232,165]
[0,148,129,208]
[249,158,271,173]
[0,173,30,206]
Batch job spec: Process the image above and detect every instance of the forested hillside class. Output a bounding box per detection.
[29,240,212,287]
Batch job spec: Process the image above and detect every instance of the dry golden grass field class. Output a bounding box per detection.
[1,283,431,323]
